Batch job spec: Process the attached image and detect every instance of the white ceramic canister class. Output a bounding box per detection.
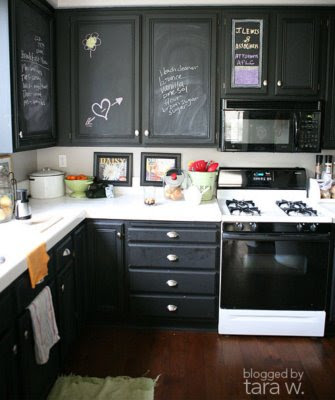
[29,168,65,199]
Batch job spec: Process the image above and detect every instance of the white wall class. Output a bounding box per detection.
[36,146,335,179]
[12,150,38,181]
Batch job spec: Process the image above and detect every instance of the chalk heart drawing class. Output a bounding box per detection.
[92,98,111,120]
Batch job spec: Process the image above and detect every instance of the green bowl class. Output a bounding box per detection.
[64,178,94,198]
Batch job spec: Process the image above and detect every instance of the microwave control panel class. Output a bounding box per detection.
[297,112,321,152]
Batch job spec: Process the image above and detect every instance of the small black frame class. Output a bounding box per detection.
[93,152,133,186]
[140,152,181,186]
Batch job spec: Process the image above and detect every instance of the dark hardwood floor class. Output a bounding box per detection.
[64,325,335,400]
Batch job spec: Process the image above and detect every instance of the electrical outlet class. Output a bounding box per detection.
[58,154,67,168]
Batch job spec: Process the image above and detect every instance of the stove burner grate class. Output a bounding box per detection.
[226,199,261,215]
[276,200,318,217]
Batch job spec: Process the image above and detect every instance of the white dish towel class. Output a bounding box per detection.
[27,286,60,365]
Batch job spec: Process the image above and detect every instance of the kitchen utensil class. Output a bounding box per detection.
[15,189,32,220]
[29,168,65,199]
[64,177,94,198]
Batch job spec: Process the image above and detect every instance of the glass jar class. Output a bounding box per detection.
[163,168,185,201]
[0,166,14,223]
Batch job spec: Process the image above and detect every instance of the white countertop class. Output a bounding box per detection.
[0,191,222,293]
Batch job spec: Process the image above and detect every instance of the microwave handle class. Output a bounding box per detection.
[293,112,299,149]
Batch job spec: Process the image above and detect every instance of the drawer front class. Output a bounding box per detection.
[128,227,218,244]
[0,289,15,336]
[128,244,218,269]
[129,270,217,295]
[129,295,217,319]
[56,234,74,271]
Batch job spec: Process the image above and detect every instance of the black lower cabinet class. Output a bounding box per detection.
[87,220,124,321]
[17,282,60,400]
[0,328,19,400]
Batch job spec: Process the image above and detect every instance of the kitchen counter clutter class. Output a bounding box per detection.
[0,190,221,293]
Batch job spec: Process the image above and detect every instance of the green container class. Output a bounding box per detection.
[188,171,217,201]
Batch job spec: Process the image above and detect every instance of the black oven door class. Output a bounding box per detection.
[221,233,331,310]
[222,110,295,152]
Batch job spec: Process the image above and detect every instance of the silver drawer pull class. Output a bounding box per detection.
[167,231,179,239]
[61,284,65,292]
[24,330,29,340]
[166,279,178,287]
[167,254,178,262]
[167,304,178,312]
[63,248,71,257]
[12,344,18,355]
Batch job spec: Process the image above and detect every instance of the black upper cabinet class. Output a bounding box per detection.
[223,12,269,95]
[275,14,320,96]
[222,11,322,99]
[69,14,140,145]
[11,0,56,151]
[142,13,217,146]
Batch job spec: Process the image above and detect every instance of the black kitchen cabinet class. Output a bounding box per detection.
[87,220,124,320]
[222,10,322,99]
[0,328,19,400]
[57,12,140,146]
[10,0,56,151]
[126,221,220,327]
[323,16,335,149]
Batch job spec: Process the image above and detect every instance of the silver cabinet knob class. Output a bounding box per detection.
[167,304,178,312]
[166,279,178,287]
[277,80,282,87]
[19,131,23,138]
[167,254,178,262]
[61,284,65,292]
[134,130,140,137]
[167,231,179,239]
[263,80,268,86]
[63,248,71,257]
[12,344,18,355]
[117,232,122,239]
[24,330,29,340]
[144,130,149,137]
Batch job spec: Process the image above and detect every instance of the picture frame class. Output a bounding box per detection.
[140,152,181,186]
[0,155,13,176]
[93,152,133,186]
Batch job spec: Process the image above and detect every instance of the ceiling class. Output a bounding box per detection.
[47,0,335,8]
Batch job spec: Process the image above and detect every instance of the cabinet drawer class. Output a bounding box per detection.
[129,295,217,319]
[129,270,217,295]
[128,244,218,269]
[56,235,74,271]
[128,227,218,243]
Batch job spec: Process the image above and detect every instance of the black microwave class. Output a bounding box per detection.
[220,99,322,152]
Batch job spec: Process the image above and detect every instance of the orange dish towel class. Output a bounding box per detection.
[26,243,50,288]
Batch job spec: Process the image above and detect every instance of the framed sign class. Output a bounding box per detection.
[93,152,132,186]
[232,19,263,88]
[140,152,181,186]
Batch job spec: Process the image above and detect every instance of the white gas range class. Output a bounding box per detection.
[217,168,333,337]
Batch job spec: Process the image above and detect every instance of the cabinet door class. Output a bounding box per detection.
[0,329,19,400]
[142,13,217,146]
[275,14,321,96]
[11,0,56,151]
[87,221,124,320]
[223,13,269,95]
[70,15,140,145]
[57,263,77,363]
[18,282,59,400]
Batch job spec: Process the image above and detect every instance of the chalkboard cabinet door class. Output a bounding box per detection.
[275,14,321,96]
[142,13,217,146]
[223,13,269,95]
[70,15,140,145]
[11,0,56,151]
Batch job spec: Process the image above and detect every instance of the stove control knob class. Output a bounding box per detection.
[296,223,304,232]
[235,222,244,231]
[310,223,318,232]
[249,222,258,232]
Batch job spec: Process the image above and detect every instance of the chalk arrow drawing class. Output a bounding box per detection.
[86,97,124,127]
[85,116,96,127]
[112,97,123,106]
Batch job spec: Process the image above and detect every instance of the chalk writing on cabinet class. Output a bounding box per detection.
[159,65,200,116]
[21,35,49,108]
[85,97,123,127]
[82,32,102,58]
[232,19,263,88]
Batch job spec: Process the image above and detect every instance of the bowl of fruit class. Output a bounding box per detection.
[64,174,94,198]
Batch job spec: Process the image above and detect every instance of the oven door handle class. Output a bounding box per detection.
[222,233,330,242]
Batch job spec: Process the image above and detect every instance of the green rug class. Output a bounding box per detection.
[47,375,158,400]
